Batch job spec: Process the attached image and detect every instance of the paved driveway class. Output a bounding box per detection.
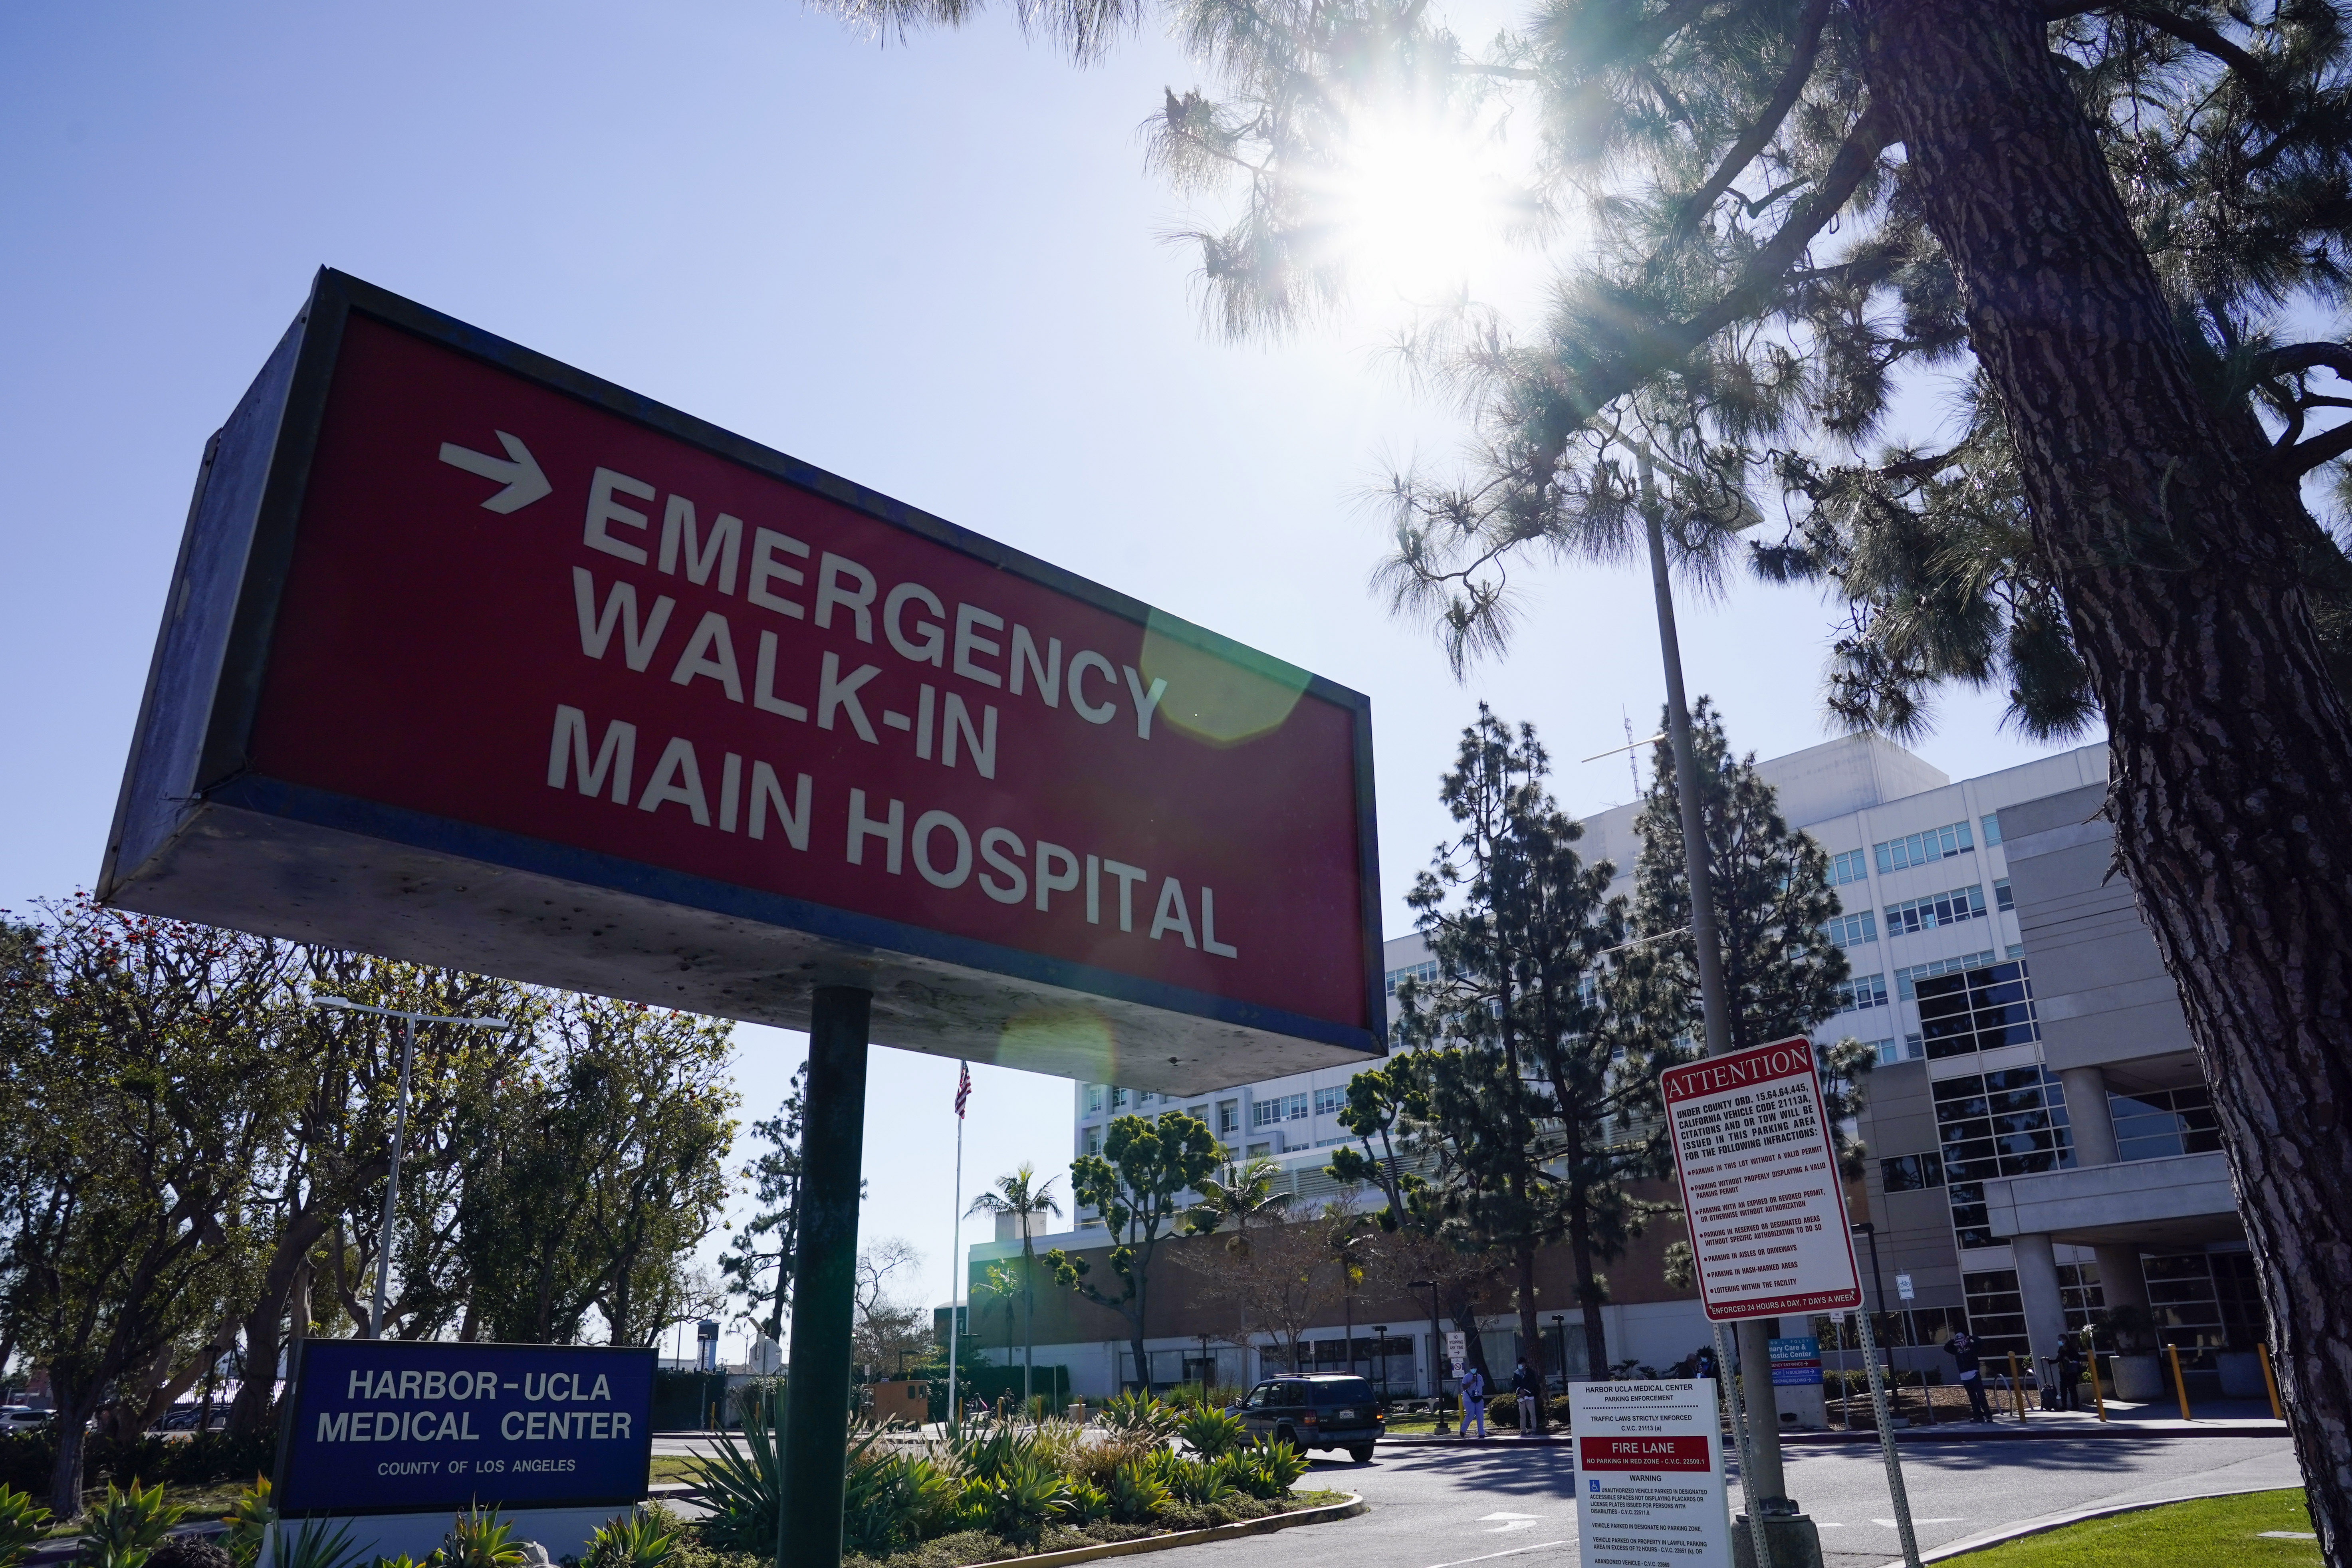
[1169,1434,2302,1568]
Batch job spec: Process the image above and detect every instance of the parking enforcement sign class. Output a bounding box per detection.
[1663,1037,1864,1320]
[1571,1380,1731,1568]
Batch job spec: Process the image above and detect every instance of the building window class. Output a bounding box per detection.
[1111,1087,1130,1110]
[1932,1065,2074,1180]
[1083,1127,1103,1156]
[1962,1270,2030,1356]
[1881,1152,1945,1191]
[1217,1100,1239,1136]
[1896,951,1997,1001]
[1313,1086,1346,1116]
[2140,1253,2247,1358]
[1994,878,2014,912]
[1874,820,1975,874]
[1981,813,2003,847]
[2110,1085,2223,1162]
[2057,1262,2105,1331]
[1252,1092,1309,1128]
[1867,1037,1910,1066]
[1884,883,1989,936]
[1187,1104,1209,1125]
[1246,1142,1271,1158]
[1830,973,1889,1012]
[1086,1085,1105,1115]
[1384,959,1440,997]
[1915,960,2039,1058]
[1826,910,1878,947]
[1830,849,1870,886]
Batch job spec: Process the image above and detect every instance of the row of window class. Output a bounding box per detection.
[1935,1061,2075,1246]
[1826,814,2004,888]
[1916,960,2039,1058]
[1384,959,1439,997]
[1826,910,1877,947]
[1896,950,1996,1001]
[1831,972,1890,1012]
[1885,882,1988,936]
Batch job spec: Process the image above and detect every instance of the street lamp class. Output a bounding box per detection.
[1409,1281,1450,1434]
[1374,1326,1388,1409]
[314,994,515,1338]
[1551,1315,1568,1391]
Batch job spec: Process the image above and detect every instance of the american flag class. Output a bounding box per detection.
[955,1061,972,1119]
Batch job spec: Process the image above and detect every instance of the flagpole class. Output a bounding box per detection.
[947,1062,966,1437]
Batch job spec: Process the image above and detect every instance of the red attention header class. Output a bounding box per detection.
[241,316,1368,1032]
[1660,1040,1815,1105]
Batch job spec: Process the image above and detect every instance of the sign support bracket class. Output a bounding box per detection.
[781,987,873,1568]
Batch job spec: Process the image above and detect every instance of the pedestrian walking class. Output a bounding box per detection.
[2056,1337,2086,1412]
[1511,1359,1541,1434]
[1460,1364,1488,1439]
[1945,1329,1994,1422]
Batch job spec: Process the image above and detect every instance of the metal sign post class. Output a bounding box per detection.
[1856,1306,1924,1568]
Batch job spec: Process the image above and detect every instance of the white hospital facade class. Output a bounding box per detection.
[962,731,2260,1403]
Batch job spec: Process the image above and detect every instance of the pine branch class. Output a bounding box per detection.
[1656,0,1835,258]
[2116,4,2295,129]
[2276,418,2352,477]
[2255,341,2352,383]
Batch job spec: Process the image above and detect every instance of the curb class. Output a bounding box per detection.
[1375,1423,2285,1447]
[966,1493,1367,1568]
[1874,1479,2298,1566]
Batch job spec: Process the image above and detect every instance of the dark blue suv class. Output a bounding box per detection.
[1233,1374,1382,1463]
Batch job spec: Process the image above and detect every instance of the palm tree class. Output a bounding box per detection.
[966,1164,1063,1409]
[1185,1152,1291,1257]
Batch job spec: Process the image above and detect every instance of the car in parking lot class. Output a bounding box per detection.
[0,1408,50,1433]
[1231,1374,1383,1463]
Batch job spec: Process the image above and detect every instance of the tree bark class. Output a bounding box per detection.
[1856,3,2352,1558]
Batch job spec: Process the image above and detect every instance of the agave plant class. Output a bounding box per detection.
[1160,1454,1237,1506]
[0,1485,52,1568]
[1097,1390,1178,1442]
[1106,1458,1168,1525]
[844,1452,961,1557]
[218,1479,274,1568]
[1175,1408,1249,1461]
[583,1508,674,1568]
[75,1479,185,1568]
[1058,1480,1112,1525]
[948,1422,1042,1484]
[276,1520,362,1568]
[1238,1436,1308,1494]
[969,1456,1070,1544]
[437,1508,522,1568]
[687,1384,787,1553]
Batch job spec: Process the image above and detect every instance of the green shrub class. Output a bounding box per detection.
[0,1483,53,1568]
[844,1454,960,1557]
[1174,1409,1248,1460]
[1107,1459,1168,1525]
[686,1388,786,1553]
[946,1424,1039,1485]
[964,1457,1067,1545]
[1160,1455,1236,1507]
[75,1478,185,1568]
[1238,1437,1307,1494]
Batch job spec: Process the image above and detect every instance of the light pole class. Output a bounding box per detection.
[1410,1280,1450,1434]
[1853,1223,1906,1425]
[1632,441,1813,1566]
[1374,1326,1389,1409]
[314,994,515,1338]
[1551,1314,1568,1390]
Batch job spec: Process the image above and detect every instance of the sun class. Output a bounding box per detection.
[1326,111,1519,308]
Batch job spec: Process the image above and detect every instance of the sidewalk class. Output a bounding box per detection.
[1376,1396,2287,1446]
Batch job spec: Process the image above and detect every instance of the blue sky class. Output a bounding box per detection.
[0,1,2092,1343]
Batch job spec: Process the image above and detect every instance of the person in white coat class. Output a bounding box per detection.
[1459,1364,1488,1439]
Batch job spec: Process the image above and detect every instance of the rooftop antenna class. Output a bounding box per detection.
[1623,707,1642,799]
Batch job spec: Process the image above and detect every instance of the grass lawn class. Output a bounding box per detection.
[652,1455,703,1485]
[1947,1489,2318,1566]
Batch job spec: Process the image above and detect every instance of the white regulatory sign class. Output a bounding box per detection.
[1571,1379,1731,1568]
[1662,1037,1865,1321]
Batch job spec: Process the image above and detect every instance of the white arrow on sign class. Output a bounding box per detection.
[437,431,551,513]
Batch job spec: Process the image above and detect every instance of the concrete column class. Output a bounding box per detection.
[2093,1244,2151,1313]
[2059,1066,2119,1166]
[2011,1231,2070,1376]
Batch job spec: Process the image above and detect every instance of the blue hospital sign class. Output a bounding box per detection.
[276,1340,653,1514]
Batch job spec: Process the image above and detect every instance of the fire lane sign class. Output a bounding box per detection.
[99,271,1384,1092]
[1570,1380,1732,1568]
[1662,1037,1864,1321]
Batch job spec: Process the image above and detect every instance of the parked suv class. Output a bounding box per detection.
[1232,1375,1382,1463]
[0,1408,49,1433]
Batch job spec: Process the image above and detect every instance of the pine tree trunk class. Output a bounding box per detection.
[1514,1243,1545,1431]
[1856,4,2352,1558]
[1568,1218,1609,1382]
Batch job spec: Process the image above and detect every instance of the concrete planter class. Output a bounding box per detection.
[2111,1354,2165,1401]
[2218,1351,2267,1399]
